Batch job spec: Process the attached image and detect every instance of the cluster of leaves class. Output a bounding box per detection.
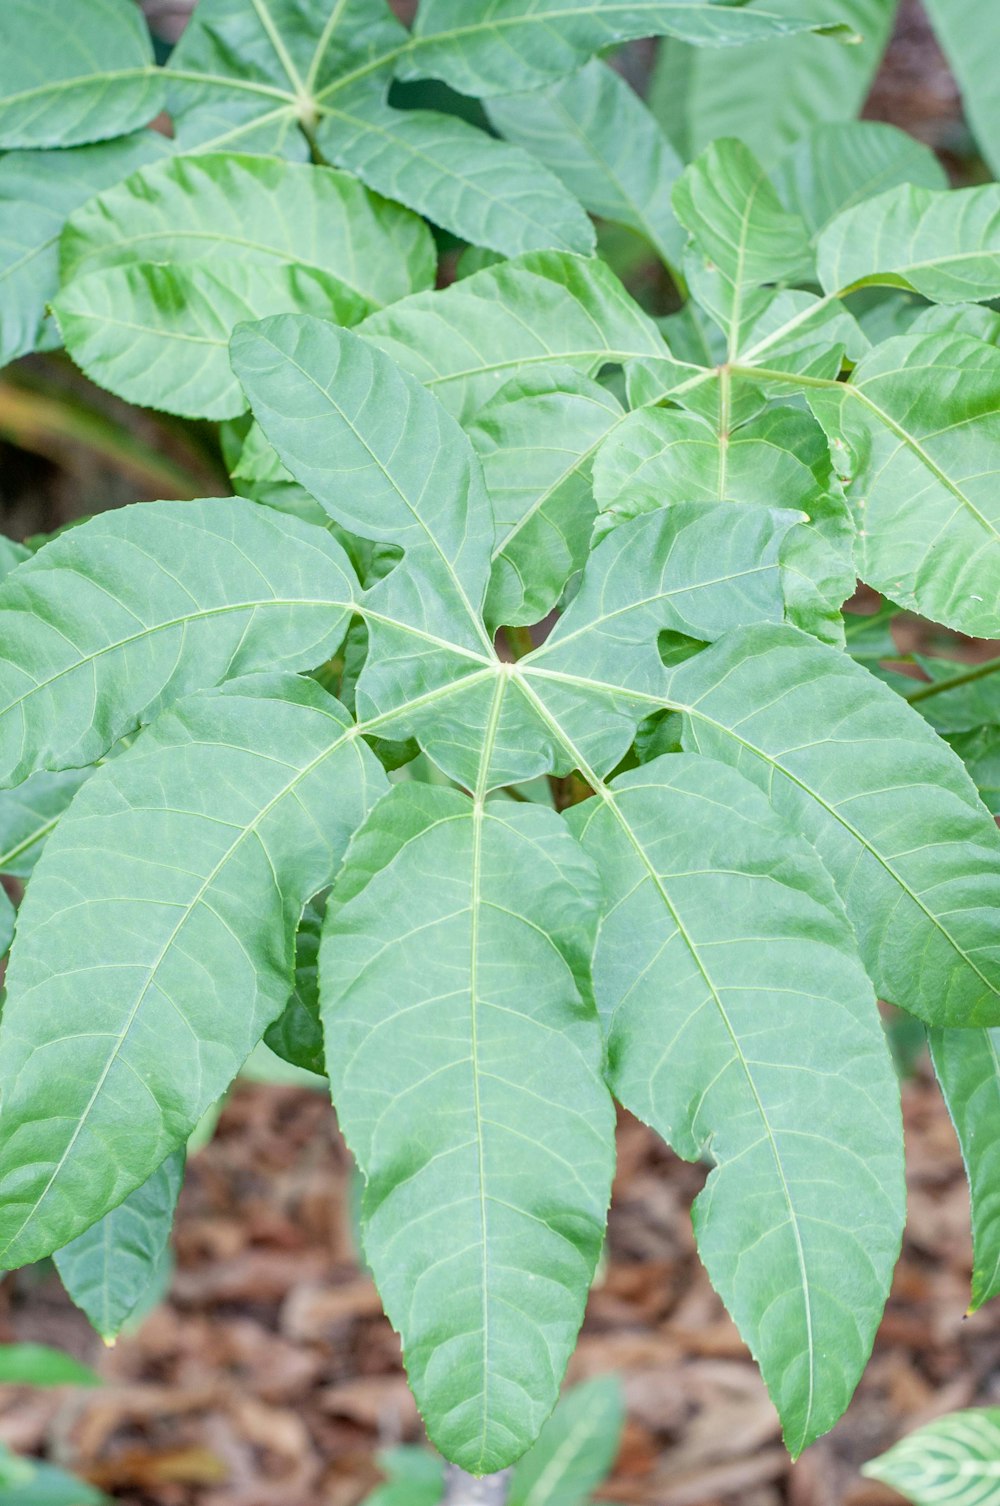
[2,0,1000,1483]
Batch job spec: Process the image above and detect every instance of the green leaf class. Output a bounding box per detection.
[911,302,1000,344]
[0,769,91,878]
[948,727,1000,816]
[591,403,855,643]
[670,625,1000,1027]
[928,1030,1000,1310]
[322,784,615,1474]
[650,0,897,166]
[359,250,668,422]
[54,1150,185,1340]
[0,675,387,1268]
[0,1445,106,1506]
[0,497,359,787]
[806,332,1000,637]
[0,132,170,369]
[923,0,1000,179]
[53,260,371,420]
[264,899,325,1075]
[772,120,947,240]
[672,140,812,354]
[508,1376,624,1506]
[901,657,1000,735]
[863,1408,1000,1506]
[0,0,163,149]
[467,366,625,629]
[818,184,1000,302]
[0,538,30,579]
[316,100,597,259]
[570,755,903,1455]
[485,61,686,271]
[0,1343,100,1387]
[60,153,436,310]
[361,1447,445,1506]
[404,1,852,97]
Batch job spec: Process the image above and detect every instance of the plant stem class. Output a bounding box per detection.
[443,1465,513,1505]
[905,656,1000,704]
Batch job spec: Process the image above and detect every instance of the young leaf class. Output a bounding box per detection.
[485,60,686,271]
[0,675,387,1268]
[928,1029,1000,1310]
[467,366,625,629]
[772,120,947,240]
[863,1407,1000,1506]
[806,332,1000,637]
[322,785,615,1474]
[404,1,852,97]
[0,0,163,150]
[570,755,903,1455]
[818,184,1000,302]
[671,625,1000,1027]
[60,153,436,308]
[54,1150,185,1341]
[508,1375,624,1506]
[0,131,170,370]
[54,261,371,420]
[359,250,668,422]
[0,497,360,787]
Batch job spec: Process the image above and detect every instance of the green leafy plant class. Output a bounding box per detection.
[864,1408,1000,1506]
[2,0,1000,1487]
[0,1349,106,1506]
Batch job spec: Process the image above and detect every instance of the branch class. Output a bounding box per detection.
[443,1465,513,1506]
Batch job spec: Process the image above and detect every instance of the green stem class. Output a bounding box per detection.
[906,657,1000,705]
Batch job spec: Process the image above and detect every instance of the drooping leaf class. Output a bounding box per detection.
[0,0,163,149]
[54,1150,185,1340]
[467,366,625,628]
[0,675,387,1268]
[54,261,371,420]
[670,624,1000,1027]
[264,899,326,1075]
[863,1408,1000,1506]
[818,184,1000,302]
[0,1344,100,1387]
[508,1376,624,1506]
[570,754,903,1455]
[928,1030,1000,1310]
[60,153,436,308]
[359,250,668,422]
[322,784,615,1474]
[0,497,359,788]
[806,332,1000,637]
[772,120,947,240]
[0,131,170,369]
[650,0,895,165]
[485,61,686,271]
[403,0,852,97]
[923,0,1000,179]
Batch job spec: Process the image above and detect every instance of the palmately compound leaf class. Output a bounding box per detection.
[0,497,360,787]
[54,1150,185,1341]
[650,0,895,166]
[806,332,1000,637]
[60,153,437,309]
[485,60,686,272]
[403,0,851,97]
[321,784,615,1474]
[570,755,903,1455]
[508,1375,624,1506]
[53,261,372,421]
[0,674,387,1268]
[0,0,163,150]
[928,1029,1000,1310]
[818,183,1000,302]
[467,366,626,629]
[670,625,1000,1028]
[358,250,669,422]
[772,120,947,241]
[0,131,170,370]
[863,1407,1000,1506]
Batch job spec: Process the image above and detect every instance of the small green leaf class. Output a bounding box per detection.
[322,785,615,1474]
[928,1030,1000,1309]
[361,1447,445,1506]
[0,0,163,149]
[0,1344,100,1387]
[863,1407,1000,1506]
[55,1151,185,1341]
[509,1376,624,1506]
